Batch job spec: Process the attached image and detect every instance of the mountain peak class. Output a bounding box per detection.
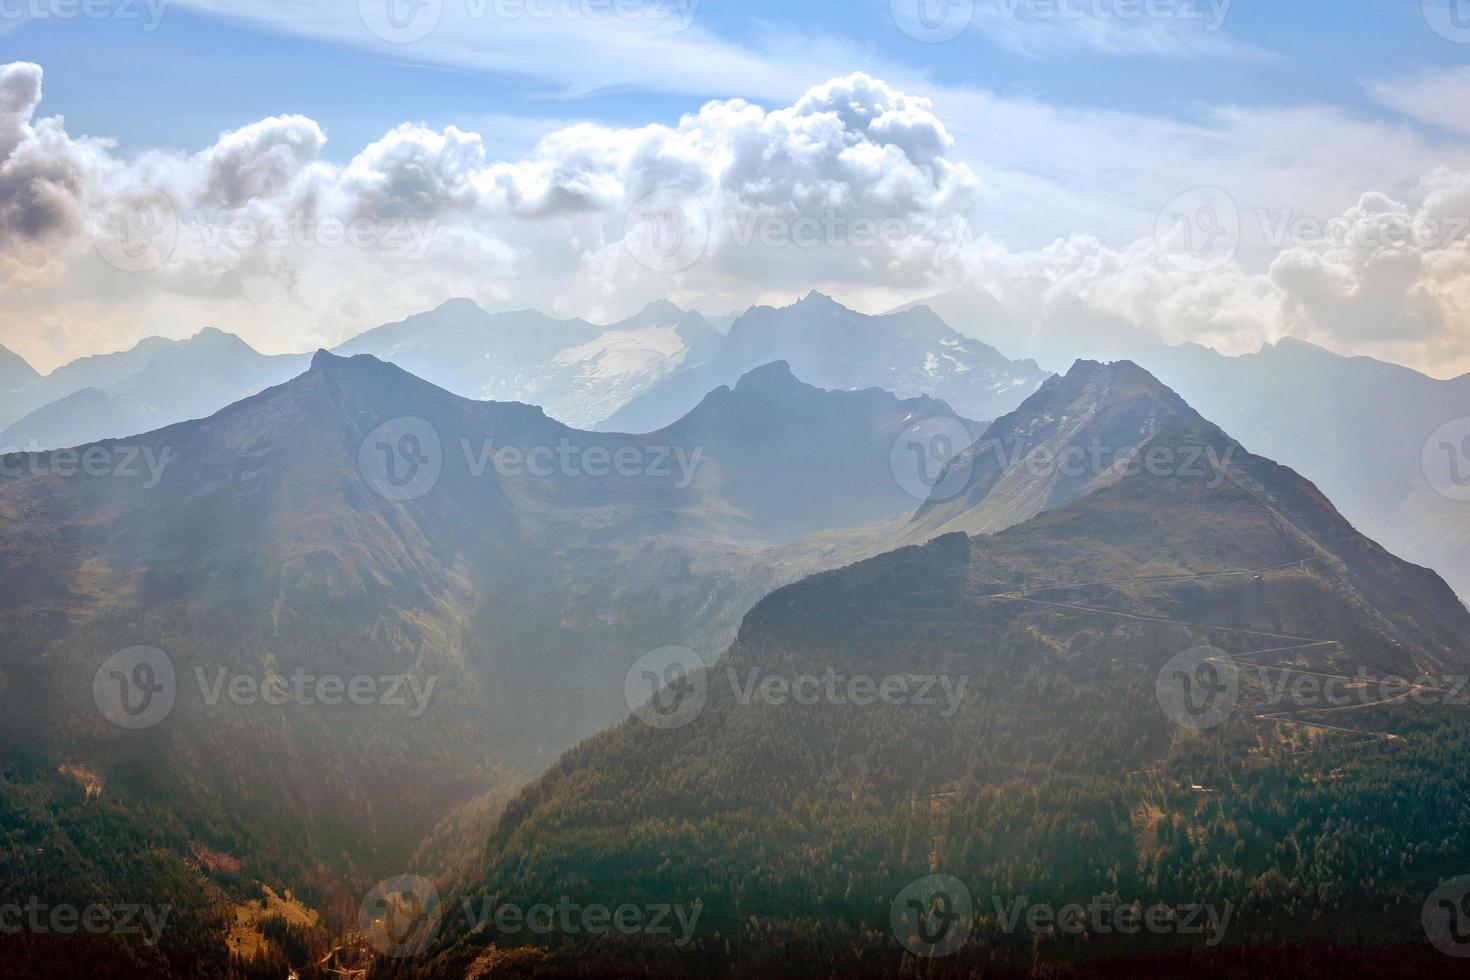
[310,348,344,372]
[0,341,40,389]
[185,326,257,353]
[432,297,489,317]
[733,360,798,391]
[796,289,841,308]
[308,347,395,376]
[640,299,685,318]
[910,357,1228,540]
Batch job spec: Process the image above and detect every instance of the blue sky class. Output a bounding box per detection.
[7,0,1466,160]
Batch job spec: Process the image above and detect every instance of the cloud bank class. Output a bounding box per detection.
[1,60,1468,378]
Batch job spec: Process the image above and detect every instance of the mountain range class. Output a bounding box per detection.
[0,293,1041,455]
[1141,338,1470,599]
[5,297,1470,976]
[6,295,1465,607]
[602,290,1050,433]
[0,350,983,976]
[0,330,309,453]
[0,341,38,391]
[332,298,726,429]
[411,359,1470,978]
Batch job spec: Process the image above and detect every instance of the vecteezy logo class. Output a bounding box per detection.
[890,417,975,502]
[1424,875,1470,957]
[1155,187,1241,273]
[1156,646,1238,731]
[361,874,442,958]
[890,874,974,958]
[623,188,710,274]
[625,646,708,730]
[359,0,443,43]
[93,646,176,730]
[891,0,974,43]
[358,417,443,502]
[1422,417,1470,501]
[1424,0,1470,43]
[92,188,178,273]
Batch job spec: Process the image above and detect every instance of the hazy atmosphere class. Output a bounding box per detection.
[2,2,1470,978]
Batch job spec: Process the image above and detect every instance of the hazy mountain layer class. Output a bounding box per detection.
[0,329,309,452]
[0,352,972,976]
[601,291,1049,433]
[1142,338,1470,599]
[0,341,38,391]
[333,298,723,429]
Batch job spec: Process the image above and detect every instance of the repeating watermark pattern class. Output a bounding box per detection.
[727,667,968,718]
[93,188,179,274]
[1423,0,1470,43]
[1156,187,1242,273]
[891,422,1236,504]
[1425,875,1470,957]
[986,895,1231,946]
[890,417,976,502]
[361,875,443,958]
[0,898,171,946]
[625,649,970,731]
[623,189,974,274]
[0,0,169,30]
[195,667,437,718]
[1157,187,1470,273]
[1423,418,1470,501]
[190,210,437,257]
[1003,0,1232,29]
[892,0,974,42]
[1157,640,1470,731]
[891,874,974,958]
[1253,669,1470,711]
[93,646,177,731]
[359,417,444,503]
[894,0,1232,45]
[462,896,703,946]
[359,0,698,44]
[0,444,175,485]
[625,646,708,731]
[1257,208,1470,252]
[890,875,1231,958]
[995,438,1232,487]
[361,874,702,958]
[1156,646,1238,731]
[94,192,439,274]
[624,188,712,274]
[357,417,707,502]
[725,210,970,260]
[461,438,703,487]
[358,0,444,43]
[94,647,438,730]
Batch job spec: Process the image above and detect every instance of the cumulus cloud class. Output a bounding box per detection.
[0,65,981,368]
[1,59,1469,380]
[0,61,92,248]
[927,174,1470,374]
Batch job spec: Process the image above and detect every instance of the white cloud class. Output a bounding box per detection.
[2,59,1470,381]
[966,0,1272,61]
[1368,66,1470,137]
[165,0,867,102]
[0,65,977,368]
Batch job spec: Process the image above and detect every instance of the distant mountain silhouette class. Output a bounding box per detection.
[601,291,1049,433]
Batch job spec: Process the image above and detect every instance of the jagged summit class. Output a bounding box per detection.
[909,358,1231,540]
[602,292,1051,433]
